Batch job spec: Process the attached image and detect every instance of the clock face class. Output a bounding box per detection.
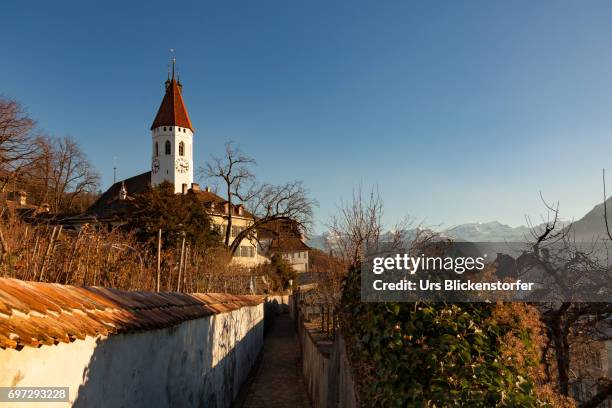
[152,158,160,174]
[175,158,190,173]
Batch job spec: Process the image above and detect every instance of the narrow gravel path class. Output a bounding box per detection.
[234,314,311,408]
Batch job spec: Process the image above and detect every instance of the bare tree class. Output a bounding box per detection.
[202,142,255,247]
[327,185,383,267]
[231,181,314,254]
[326,185,412,268]
[201,141,315,257]
[44,136,99,213]
[518,194,612,407]
[25,136,55,205]
[0,98,40,190]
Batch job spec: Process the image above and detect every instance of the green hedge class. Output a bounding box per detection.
[339,267,556,407]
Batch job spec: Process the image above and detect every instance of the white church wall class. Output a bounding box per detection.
[151,126,194,193]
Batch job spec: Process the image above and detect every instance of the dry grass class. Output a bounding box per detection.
[0,215,258,294]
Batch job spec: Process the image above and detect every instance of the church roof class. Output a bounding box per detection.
[150,78,193,131]
[86,171,151,217]
[85,176,257,222]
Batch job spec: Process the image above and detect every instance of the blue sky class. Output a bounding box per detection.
[3,1,612,232]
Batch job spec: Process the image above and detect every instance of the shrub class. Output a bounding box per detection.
[338,267,572,407]
[268,254,296,290]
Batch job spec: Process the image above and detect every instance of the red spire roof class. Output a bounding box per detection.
[150,78,193,131]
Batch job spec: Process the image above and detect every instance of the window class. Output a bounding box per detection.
[179,141,184,156]
[163,127,167,131]
[169,127,173,131]
[155,142,159,156]
[239,246,255,257]
[165,140,171,155]
[231,225,244,237]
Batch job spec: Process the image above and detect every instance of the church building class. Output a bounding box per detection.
[85,62,264,266]
[150,64,194,194]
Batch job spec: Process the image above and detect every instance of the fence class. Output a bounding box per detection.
[299,303,338,340]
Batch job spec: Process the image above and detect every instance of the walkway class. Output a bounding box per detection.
[234,313,311,408]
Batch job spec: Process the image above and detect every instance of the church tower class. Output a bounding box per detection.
[150,61,194,194]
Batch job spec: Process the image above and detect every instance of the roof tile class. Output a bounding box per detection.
[0,278,263,350]
[150,79,193,131]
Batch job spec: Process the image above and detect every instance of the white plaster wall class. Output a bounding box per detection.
[151,126,194,193]
[0,304,263,408]
[330,334,358,408]
[300,324,329,408]
[210,215,266,267]
[294,302,358,408]
[281,251,308,272]
[0,335,99,408]
[265,295,290,306]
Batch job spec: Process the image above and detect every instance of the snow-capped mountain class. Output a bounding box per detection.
[307,220,574,250]
[442,221,533,242]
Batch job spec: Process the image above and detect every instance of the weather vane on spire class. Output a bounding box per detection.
[169,48,176,79]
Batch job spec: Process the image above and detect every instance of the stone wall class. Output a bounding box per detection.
[327,334,358,408]
[293,295,358,408]
[0,278,265,408]
[300,324,331,408]
[0,304,263,408]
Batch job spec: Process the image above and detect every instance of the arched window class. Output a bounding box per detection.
[165,140,171,155]
[155,142,159,156]
[179,141,184,156]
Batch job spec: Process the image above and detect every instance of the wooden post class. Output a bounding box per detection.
[156,229,161,292]
[321,305,325,333]
[0,227,8,265]
[38,226,57,281]
[332,308,336,339]
[194,244,199,293]
[184,245,190,292]
[66,228,83,282]
[177,235,185,292]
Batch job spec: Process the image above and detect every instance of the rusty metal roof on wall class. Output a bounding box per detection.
[0,278,263,350]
